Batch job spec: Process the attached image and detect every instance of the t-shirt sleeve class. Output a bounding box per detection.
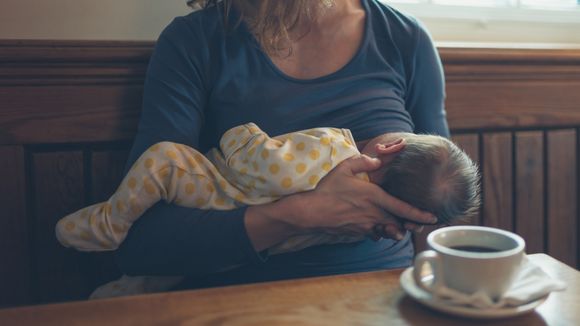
[116,17,267,276]
[405,19,450,138]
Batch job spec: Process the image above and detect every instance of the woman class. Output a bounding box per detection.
[116,0,447,289]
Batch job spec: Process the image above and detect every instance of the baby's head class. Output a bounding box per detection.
[362,133,481,225]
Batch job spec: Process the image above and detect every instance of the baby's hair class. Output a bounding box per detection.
[380,135,481,225]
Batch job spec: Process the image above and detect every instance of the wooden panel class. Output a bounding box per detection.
[32,151,93,303]
[90,149,130,202]
[452,133,481,226]
[0,40,153,64]
[446,81,580,131]
[439,47,580,66]
[547,130,578,268]
[482,133,513,231]
[0,85,143,145]
[413,224,438,254]
[88,149,130,288]
[515,132,544,254]
[0,146,30,307]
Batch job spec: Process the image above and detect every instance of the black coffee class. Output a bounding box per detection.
[450,245,501,253]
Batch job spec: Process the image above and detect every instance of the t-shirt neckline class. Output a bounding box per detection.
[243,0,371,84]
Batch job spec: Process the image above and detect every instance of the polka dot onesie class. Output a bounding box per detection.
[55,123,366,254]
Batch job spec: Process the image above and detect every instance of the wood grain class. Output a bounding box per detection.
[0,254,576,326]
[452,133,481,226]
[515,131,545,254]
[446,81,580,131]
[88,149,130,289]
[547,130,578,268]
[90,149,130,203]
[482,133,513,231]
[31,151,92,303]
[0,85,143,145]
[0,40,153,63]
[0,146,30,307]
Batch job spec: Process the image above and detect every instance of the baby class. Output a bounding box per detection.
[56,123,480,254]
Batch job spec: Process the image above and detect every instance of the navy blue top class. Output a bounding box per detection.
[116,0,449,287]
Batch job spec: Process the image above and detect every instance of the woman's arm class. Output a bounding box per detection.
[405,19,450,138]
[116,17,271,276]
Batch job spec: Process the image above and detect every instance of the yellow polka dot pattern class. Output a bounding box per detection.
[112,223,125,234]
[55,123,362,252]
[281,177,292,189]
[296,163,306,174]
[269,164,280,174]
[261,150,269,160]
[144,178,156,195]
[185,183,195,194]
[309,150,320,160]
[144,158,154,169]
[166,150,177,160]
[309,175,320,186]
[149,144,160,152]
[65,221,75,232]
[116,200,125,213]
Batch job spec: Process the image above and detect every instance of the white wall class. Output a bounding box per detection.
[0,0,579,46]
[0,0,188,41]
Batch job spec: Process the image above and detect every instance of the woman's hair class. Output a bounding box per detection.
[186,0,329,56]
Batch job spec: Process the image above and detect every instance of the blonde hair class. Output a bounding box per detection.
[186,0,329,56]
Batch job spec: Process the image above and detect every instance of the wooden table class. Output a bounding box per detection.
[0,254,577,325]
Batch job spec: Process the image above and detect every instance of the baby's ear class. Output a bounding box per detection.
[375,138,405,156]
[373,139,405,166]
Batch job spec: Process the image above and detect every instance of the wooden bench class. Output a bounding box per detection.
[1,41,578,307]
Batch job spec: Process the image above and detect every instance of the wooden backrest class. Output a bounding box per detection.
[1,41,578,307]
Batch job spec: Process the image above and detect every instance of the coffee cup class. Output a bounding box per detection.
[413,226,526,300]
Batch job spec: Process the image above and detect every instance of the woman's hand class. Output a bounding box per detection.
[245,153,436,251]
[295,154,436,235]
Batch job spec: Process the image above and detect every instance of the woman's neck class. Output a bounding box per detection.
[291,0,363,39]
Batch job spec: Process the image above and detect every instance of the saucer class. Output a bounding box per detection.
[399,267,548,319]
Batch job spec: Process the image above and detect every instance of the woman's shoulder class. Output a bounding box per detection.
[367,0,433,53]
[159,6,226,45]
[151,5,237,75]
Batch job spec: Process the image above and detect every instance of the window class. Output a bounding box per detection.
[386,0,580,23]
[390,0,579,9]
[385,0,580,45]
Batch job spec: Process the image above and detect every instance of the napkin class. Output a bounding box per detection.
[431,256,566,309]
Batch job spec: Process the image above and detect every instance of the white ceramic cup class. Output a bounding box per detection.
[413,226,526,300]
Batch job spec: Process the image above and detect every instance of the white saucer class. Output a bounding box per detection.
[399,267,548,319]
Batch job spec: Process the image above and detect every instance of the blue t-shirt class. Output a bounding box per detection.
[116,0,449,286]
